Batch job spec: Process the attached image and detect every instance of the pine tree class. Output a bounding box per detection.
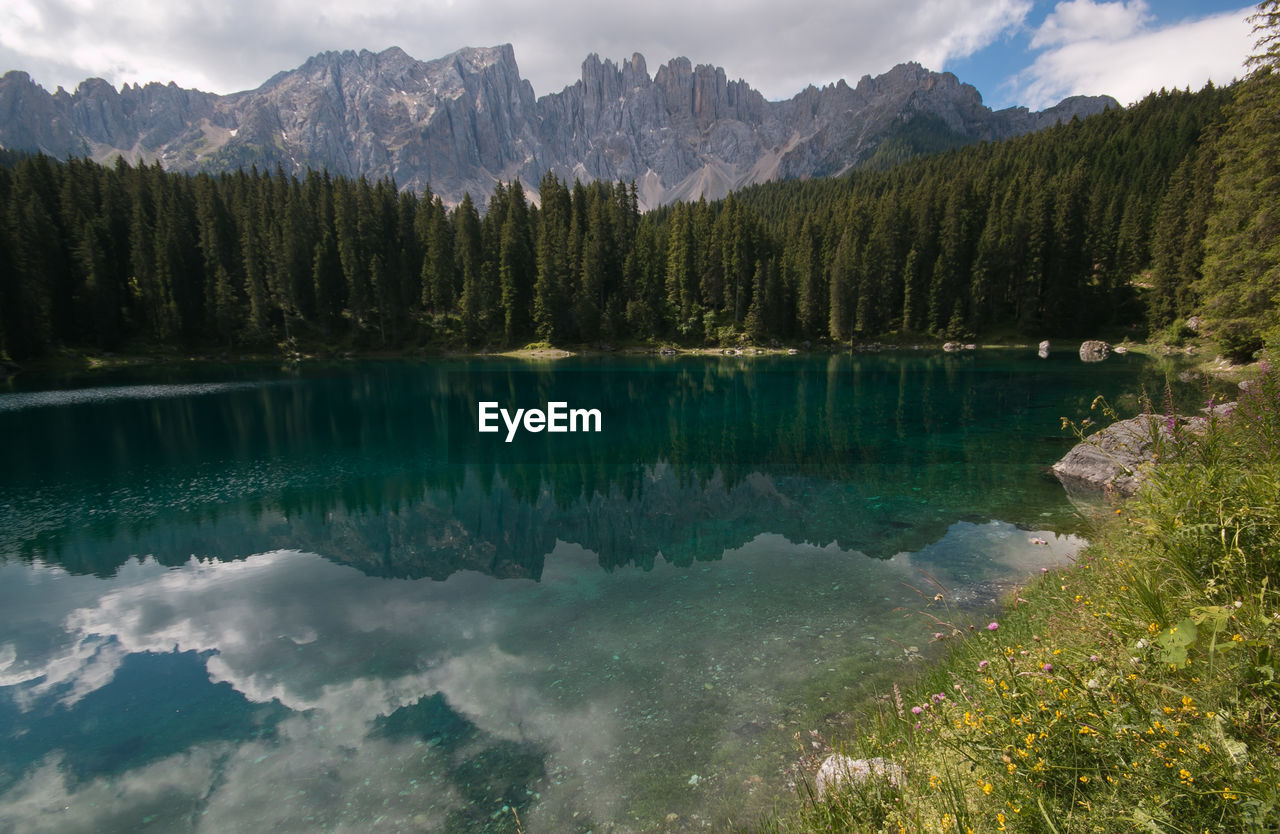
[793,219,824,339]
[3,180,56,357]
[312,230,343,336]
[455,193,486,343]
[900,247,920,333]
[499,180,535,344]
[1199,1,1280,358]
[665,204,699,339]
[744,259,768,342]
[238,187,272,337]
[424,196,455,315]
[533,173,570,342]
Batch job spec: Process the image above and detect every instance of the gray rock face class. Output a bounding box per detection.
[0,46,1118,208]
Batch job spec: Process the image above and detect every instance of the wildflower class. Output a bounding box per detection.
[979,660,989,670]
[1043,663,1053,672]
[912,706,923,715]
[982,782,993,795]
[1090,655,1100,662]
[988,622,999,631]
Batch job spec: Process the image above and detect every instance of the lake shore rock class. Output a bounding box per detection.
[1052,414,1163,498]
[814,754,904,797]
[1079,340,1111,362]
[1052,404,1236,499]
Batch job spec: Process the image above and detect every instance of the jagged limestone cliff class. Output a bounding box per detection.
[0,45,1117,207]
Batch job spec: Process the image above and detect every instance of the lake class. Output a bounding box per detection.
[0,350,1201,832]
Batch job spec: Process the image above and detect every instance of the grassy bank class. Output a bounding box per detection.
[756,362,1280,833]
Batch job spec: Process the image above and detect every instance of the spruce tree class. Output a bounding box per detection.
[1199,1,1280,358]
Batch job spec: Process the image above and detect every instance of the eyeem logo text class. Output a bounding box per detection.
[477,401,603,442]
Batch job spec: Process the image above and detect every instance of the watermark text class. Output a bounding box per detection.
[477,401,603,442]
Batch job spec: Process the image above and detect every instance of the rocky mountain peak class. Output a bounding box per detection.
[623,53,648,89]
[0,46,1120,209]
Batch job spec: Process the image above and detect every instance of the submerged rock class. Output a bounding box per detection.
[814,754,903,797]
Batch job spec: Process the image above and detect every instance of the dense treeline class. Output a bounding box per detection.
[0,76,1268,360]
[733,85,1230,340]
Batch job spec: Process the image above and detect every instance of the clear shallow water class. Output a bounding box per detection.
[0,352,1206,832]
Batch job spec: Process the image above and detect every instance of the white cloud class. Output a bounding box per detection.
[0,549,625,832]
[1030,0,1150,48]
[1014,3,1254,109]
[0,0,1031,100]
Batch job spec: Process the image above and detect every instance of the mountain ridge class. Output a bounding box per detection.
[0,45,1118,208]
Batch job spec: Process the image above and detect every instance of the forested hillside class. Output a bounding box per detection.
[0,71,1272,360]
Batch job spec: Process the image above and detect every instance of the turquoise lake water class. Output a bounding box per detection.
[0,351,1208,832]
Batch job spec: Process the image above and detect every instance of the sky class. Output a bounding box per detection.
[0,1,1259,111]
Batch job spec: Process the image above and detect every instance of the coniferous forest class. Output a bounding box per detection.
[0,42,1277,361]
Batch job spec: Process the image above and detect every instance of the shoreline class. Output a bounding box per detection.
[5,335,1225,376]
[769,359,1275,832]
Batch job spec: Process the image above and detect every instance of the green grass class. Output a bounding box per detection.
[755,361,1280,833]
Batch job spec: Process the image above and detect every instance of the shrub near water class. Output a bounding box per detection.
[762,364,1280,833]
